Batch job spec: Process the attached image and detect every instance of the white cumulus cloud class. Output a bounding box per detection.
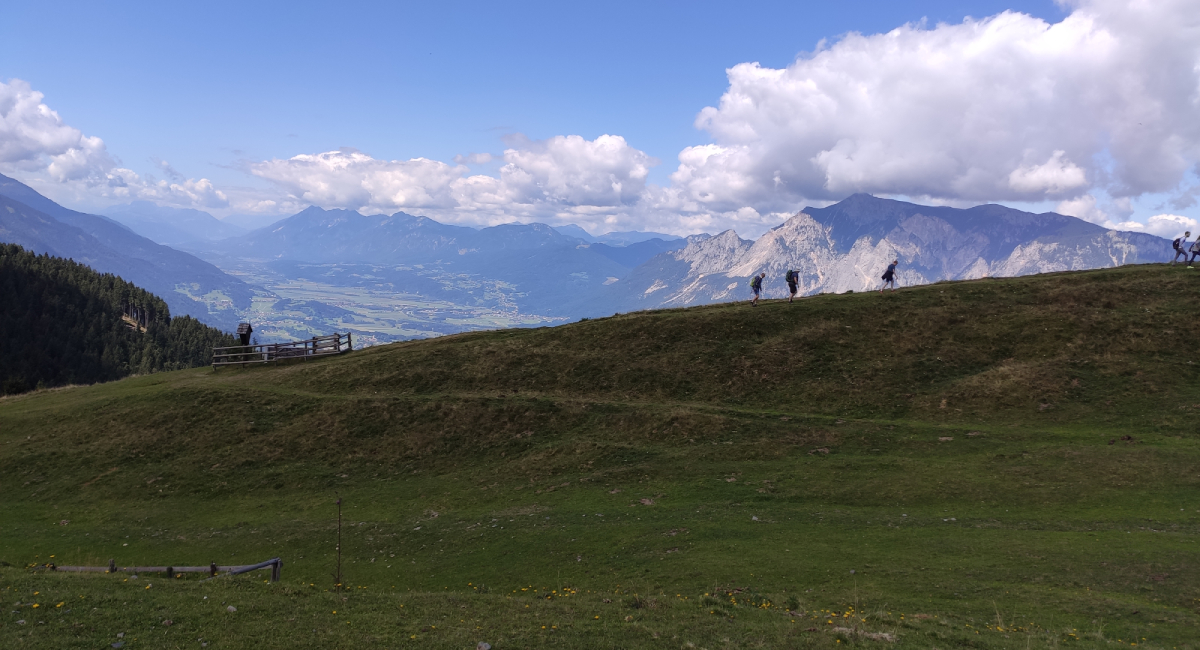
[250,148,466,212]
[495,134,656,208]
[0,78,228,209]
[1008,151,1088,195]
[1117,213,1199,239]
[1056,194,1110,226]
[248,135,659,230]
[676,0,1200,216]
[0,79,115,178]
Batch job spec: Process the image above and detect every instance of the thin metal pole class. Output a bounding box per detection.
[333,496,343,591]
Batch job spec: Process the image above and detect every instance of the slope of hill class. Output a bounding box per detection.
[606,194,1172,312]
[0,174,253,330]
[4,263,1195,469]
[1,264,1198,647]
[0,243,236,394]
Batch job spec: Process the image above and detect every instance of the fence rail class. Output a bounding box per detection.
[53,557,282,581]
[213,332,351,367]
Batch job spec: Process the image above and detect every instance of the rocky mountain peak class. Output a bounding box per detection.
[604,197,1171,312]
[672,229,753,276]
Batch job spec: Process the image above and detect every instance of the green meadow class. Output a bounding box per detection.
[2,264,1198,648]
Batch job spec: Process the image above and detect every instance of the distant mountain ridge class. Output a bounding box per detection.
[222,207,685,267]
[0,174,252,331]
[102,201,246,247]
[212,206,689,315]
[3,182,1173,339]
[604,194,1172,311]
[552,224,683,246]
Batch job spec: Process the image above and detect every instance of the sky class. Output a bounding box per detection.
[2,0,1198,238]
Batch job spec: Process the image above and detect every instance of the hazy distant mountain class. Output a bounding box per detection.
[1,194,151,281]
[595,230,682,246]
[223,206,475,263]
[216,206,688,314]
[587,239,691,268]
[552,224,683,246]
[604,194,1172,311]
[219,212,290,232]
[102,201,245,247]
[552,224,597,242]
[0,174,124,227]
[0,174,252,331]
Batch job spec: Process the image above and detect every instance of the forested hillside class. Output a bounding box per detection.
[0,175,253,330]
[0,244,236,394]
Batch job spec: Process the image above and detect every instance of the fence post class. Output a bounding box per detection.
[166,566,174,579]
[210,562,218,576]
[108,559,116,574]
[271,558,282,582]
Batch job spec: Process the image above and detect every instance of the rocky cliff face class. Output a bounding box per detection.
[603,194,1171,310]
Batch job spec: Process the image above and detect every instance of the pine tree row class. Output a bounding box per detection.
[0,243,237,394]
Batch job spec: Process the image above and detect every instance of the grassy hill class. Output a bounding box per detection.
[2,264,1198,648]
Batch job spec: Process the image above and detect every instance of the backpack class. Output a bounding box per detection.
[1174,237,1182,250]
[785,270,796,283]
[750,276,762,289]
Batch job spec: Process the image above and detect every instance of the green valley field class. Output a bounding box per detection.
[1,264,1198,649]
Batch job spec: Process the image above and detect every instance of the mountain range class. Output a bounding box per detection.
[0,174,252,330]
[0,174,1176,339]
[552,224,682,246]
[191,206,686,316]
[604,194,1171,312]
[102,201,247,247]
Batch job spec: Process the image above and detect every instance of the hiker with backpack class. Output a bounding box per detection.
[785,269,799,303]
[1189,238,1200,267]
[749,272,766,306]
[879,259,898,293]
[1171,232,1191,265]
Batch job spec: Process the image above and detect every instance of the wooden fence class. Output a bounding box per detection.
[212,332,352,367]
[53,557,283,582]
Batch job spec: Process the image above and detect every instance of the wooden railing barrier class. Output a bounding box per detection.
[212,332,352,367]
[52,557,282,582]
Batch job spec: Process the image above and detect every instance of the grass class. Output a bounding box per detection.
[2,263,1199,648]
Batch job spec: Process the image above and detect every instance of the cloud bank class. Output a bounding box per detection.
[679,0,1200,214]
[247,134,658,228]
[0,79,228,209]
[3,0,1198,237]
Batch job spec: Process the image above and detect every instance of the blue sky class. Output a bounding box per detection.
[2,0,1198,238]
